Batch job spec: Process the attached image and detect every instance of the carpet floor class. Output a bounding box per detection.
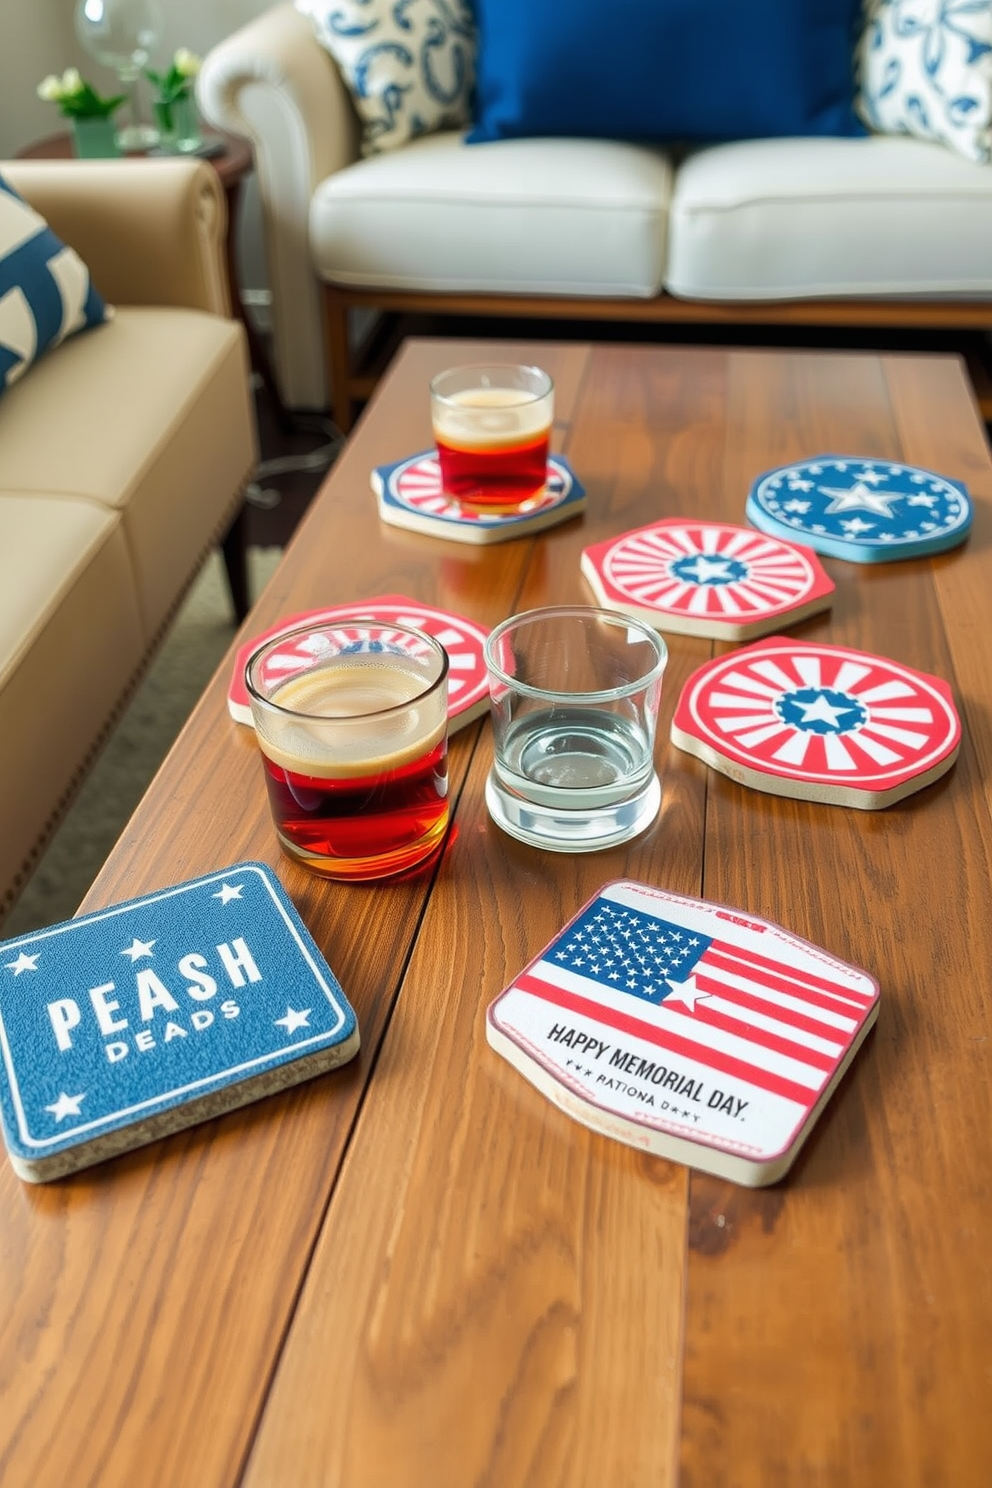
[4,547,283,939]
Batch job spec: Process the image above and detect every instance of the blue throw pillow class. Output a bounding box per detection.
[0,171,109,397]
[468,0,865,146]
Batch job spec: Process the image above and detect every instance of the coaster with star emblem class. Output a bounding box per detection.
[580,518,834,640]
[0,862,359,1182]
[487,880,879,1186]
[670,637,960,808]
[372,450,585,543]
[227,595,491,731]
[746,455,972,562]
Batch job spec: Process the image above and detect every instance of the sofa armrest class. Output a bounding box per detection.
[197,2,361,408]
[2,158,231,317]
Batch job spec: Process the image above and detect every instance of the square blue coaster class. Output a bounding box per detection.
[0,863,359,1181]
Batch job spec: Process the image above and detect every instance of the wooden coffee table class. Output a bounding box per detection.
[3,340,991,1486]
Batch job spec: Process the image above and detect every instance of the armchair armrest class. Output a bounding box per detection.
[197,2,361,408]
[2,158,231,317]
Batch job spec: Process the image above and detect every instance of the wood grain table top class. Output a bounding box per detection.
[2,340,991,1487]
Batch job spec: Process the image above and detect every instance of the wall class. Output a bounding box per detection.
[0,0,273,292]
[0,0,74,158]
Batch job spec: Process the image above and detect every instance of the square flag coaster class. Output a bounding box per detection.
[0,863,359,1182]
[487,880,879,1187]
[372,450,585,543]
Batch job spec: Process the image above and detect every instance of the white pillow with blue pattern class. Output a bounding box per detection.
[0,171,109,398]
[856,0,992,163]
[296,0,475,155]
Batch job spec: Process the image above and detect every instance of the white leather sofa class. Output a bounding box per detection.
[0,158,257,923]
[199,2,992,431]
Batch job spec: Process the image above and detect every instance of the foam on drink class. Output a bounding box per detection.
[432,386,551,452]
[256,657,445,776]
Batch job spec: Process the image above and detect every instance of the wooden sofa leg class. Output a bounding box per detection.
[220,500,251,623]
[323,283,355,434]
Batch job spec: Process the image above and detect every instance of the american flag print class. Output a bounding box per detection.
[227,596,490,730]
[581,519,834,639]
[487,880,879,1185]
[671,637,960,806]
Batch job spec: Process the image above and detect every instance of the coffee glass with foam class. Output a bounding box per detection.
[246,619,450,881]
[430,364,554,511]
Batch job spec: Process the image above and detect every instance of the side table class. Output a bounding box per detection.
[14,130,288,427]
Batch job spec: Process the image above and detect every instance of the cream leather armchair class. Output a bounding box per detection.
[0,157,258,923]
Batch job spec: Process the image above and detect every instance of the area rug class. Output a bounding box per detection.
[4,548,283,939]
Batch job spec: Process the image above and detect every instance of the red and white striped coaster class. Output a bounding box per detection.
[228,596,490,731]
[372,451,585,544]
[670,636,960,807]
[487,879,879,1187]
[581,518,834,639]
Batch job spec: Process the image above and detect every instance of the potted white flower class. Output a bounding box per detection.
[144,48,203,153]
[36,68,126,158]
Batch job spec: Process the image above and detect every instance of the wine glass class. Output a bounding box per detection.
[74,0,163,151]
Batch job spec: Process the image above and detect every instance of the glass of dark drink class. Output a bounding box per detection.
[430,363,554,511]
[246,619,450,881]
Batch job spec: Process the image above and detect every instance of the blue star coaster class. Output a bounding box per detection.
[0,863,359,1182]
[746,455,972,563]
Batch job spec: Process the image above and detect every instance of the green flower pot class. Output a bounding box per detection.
[70,116,121,159]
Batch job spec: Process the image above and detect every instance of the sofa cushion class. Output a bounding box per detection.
[295,0,475,156]
[666,135,992,301]
[0,494,144,903]
[468,0,865,146]
[0,307,254,640]
[309,132,672,296]
[0,170,109,397]
[855,0,992,164]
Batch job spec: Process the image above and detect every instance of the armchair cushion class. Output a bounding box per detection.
[295,0,475,156]
[855,0,992,164]
[468,0,866,146]
[0,170,109,397]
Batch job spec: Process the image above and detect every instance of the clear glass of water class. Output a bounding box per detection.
[483,606,668,851]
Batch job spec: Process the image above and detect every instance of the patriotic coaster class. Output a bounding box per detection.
[746,455,972,563]
[671,636,960,808]
[228,596,491,731]
[372,450,585,544]
[580,518,834,640]
[0,863,359,1182]
[487,880,879,1187]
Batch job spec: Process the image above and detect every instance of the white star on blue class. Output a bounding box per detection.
[749,457,971,559]
[775,687,867,736]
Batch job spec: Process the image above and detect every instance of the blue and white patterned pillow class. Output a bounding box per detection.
[855,0,992,163]
[296,0,475,155]
[0,172,109,398]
